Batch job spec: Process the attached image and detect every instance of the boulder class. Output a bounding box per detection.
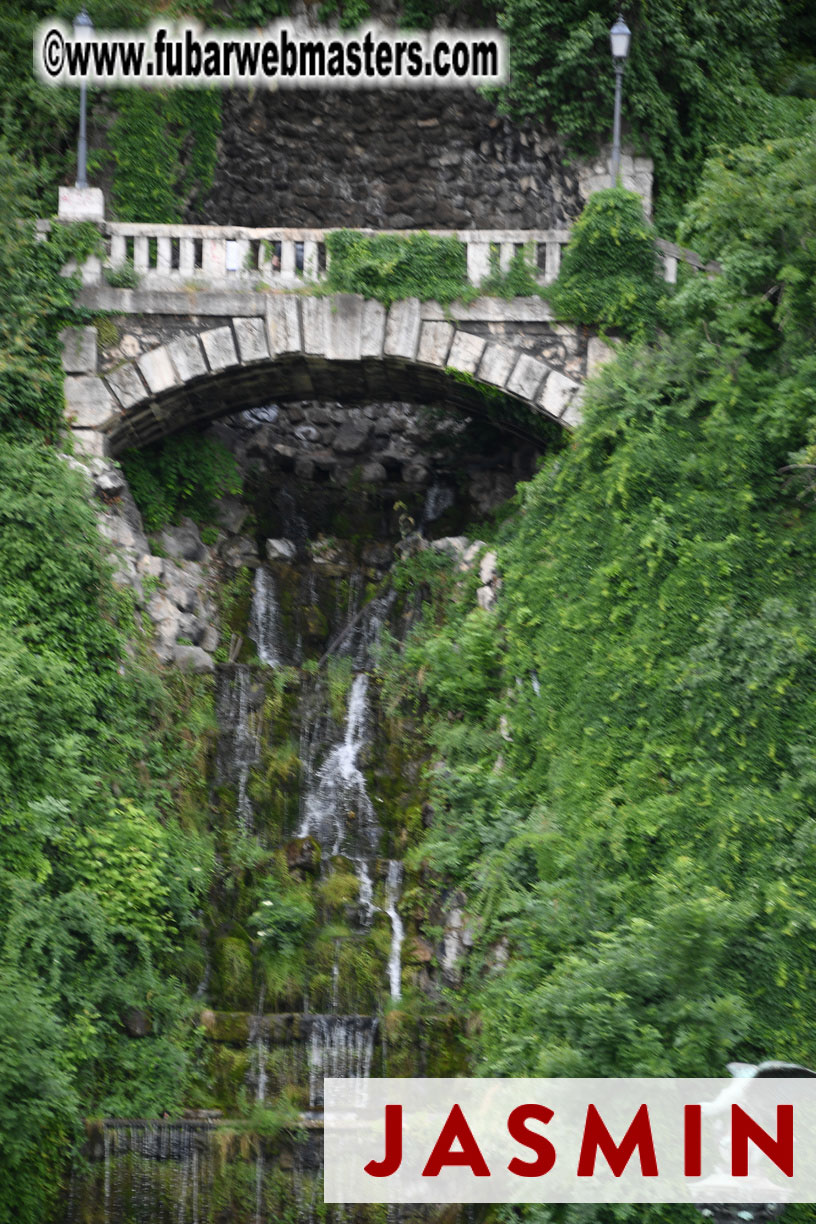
[265,537,297,562]
[476,585,496,611]
[160,517,206,562]
[361,461,387,483]
[172,644,214,674]
[430,536,470,559]
[222,536,259,568]
[215,495,248,535]
[479,550,498,586]
[93,466,126,501]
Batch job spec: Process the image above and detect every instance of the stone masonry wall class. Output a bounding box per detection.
[196,89,584,230]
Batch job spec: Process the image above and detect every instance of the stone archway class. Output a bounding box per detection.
[62,294,588,459]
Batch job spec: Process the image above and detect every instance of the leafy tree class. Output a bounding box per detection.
[495,0,816,228]
[389,128,816,1224]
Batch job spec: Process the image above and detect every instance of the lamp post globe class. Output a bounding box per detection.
[609,14,631,187]
[74,8,93,189]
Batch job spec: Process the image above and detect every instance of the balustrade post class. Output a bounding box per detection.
[179,237,195,277]
[466,241,491,286]
[157,237,171,276]
[303,240,319,281]
[133,236,149,274]
[109,233,126,268]
[544,240,561,284]
[280,240,297,281]
[202,237,226,279]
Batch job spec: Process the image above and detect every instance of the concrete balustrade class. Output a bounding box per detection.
[94,224,604,291]
[88,224,718,291]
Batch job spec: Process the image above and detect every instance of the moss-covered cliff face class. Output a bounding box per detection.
[57,396,526,1222]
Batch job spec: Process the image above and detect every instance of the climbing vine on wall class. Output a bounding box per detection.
[324,230,543,306]
[324,230,469,306]
[109,89,221,223]
[547,187,662,339]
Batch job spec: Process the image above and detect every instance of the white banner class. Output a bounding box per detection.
[324,1078,816,1204]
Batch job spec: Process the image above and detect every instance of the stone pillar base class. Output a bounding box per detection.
[58,186,105,223]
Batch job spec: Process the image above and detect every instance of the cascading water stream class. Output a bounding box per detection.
[298,668,403,997]
[215,664,261,829]
[307,1016,377,1108]
[384,860,405,1001]
[249,565,283,667]
[248,993,269,1224]
[299,673,379,860]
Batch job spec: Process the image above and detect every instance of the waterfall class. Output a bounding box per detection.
[299,673,379,861]
[247,995,269,1224]
[422,481,455,525]
[384,860,405,1000]
[249,565,283,667]
[82,1120,215,1224]
[307,1016,377,1108]
[215,665,261,828]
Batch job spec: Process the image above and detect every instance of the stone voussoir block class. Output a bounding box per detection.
[326,294,364,362]
[360,300,387,358]
[137,345,178,395]
[506,353,549,402]
[301,296,329,356]
[61,325,97,375]
[446,330,486,375]
[233,316,270,364]
[106,363,148,410]
[64,375,119,430]
[538,368,581,422]
[477,342,517,389]
[266,296,302,356]
[384,298,421,360]
[417,320,454,367]
[201,325,239,372]
[167,334,208,383]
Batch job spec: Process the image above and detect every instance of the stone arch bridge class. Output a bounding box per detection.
[57,217,711,460]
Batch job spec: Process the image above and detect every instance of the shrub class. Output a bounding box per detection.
[121,429,241,532]
[324,230,468,306]
[546,187,662,339]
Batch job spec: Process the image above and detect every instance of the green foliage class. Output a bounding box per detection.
[318,0,371,29]
[108,89,221,222]
[495,0,816,228]
[0,973,78,1224]
[0,142,100,437]
[389,130,816,1196]
[121,428,241,532]
[104,260,140,289]
[323,230,549,307]
[547,187,661,339]
[326,655,354,724]
[216,0,289,23]
[479,242,543,300]
[0,439,213,1222]
[253,889,316,956]
[324,229,469,307]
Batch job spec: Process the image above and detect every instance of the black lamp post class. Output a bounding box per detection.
[609,14,631,186]
[74,8,93,188]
